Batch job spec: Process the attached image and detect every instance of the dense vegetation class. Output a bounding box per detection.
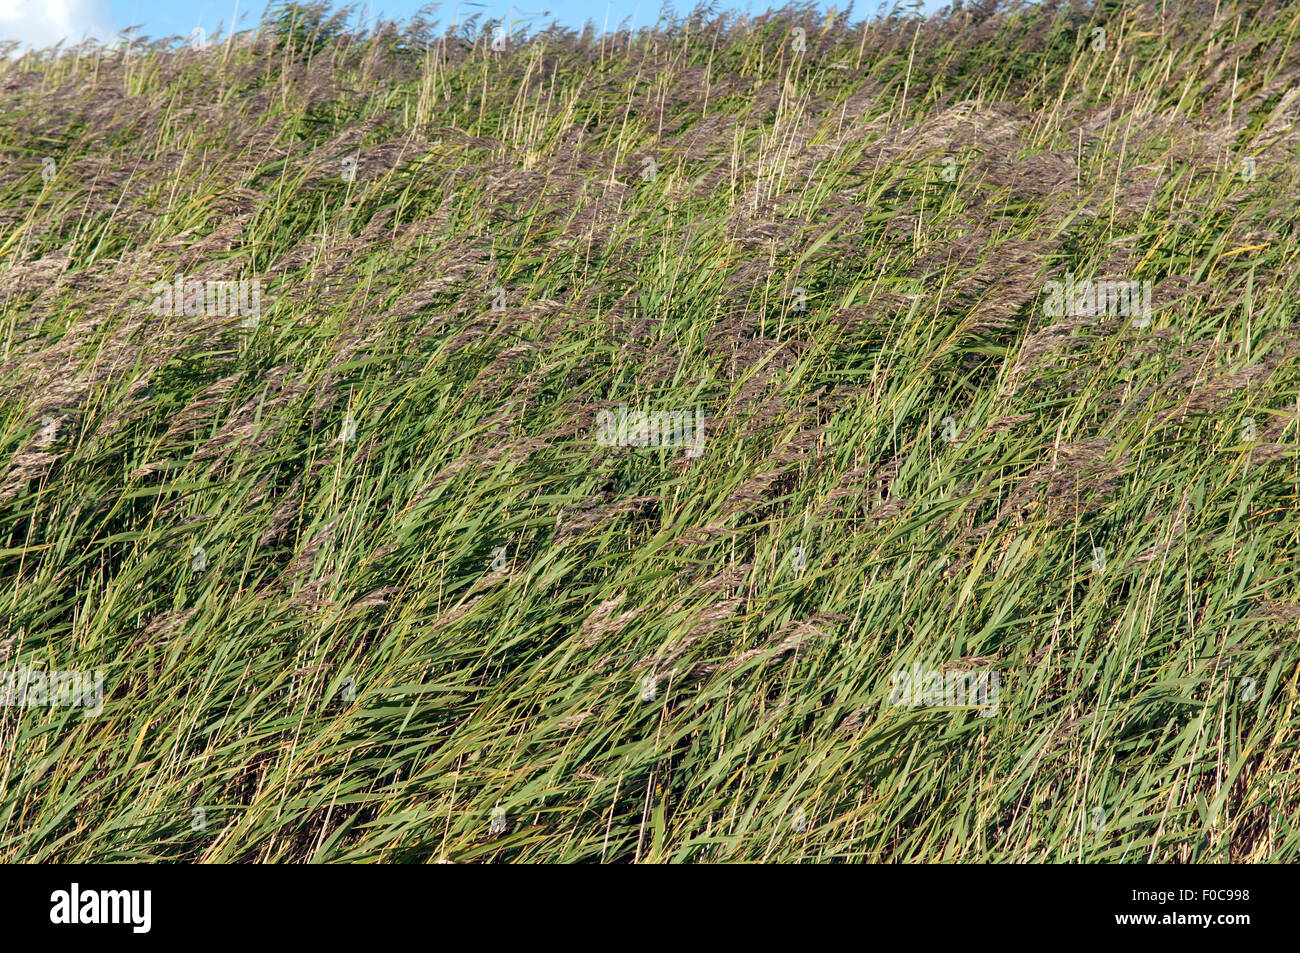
[1,0,1298,861]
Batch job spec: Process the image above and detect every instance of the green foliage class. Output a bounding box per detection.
[0,0,1297,862]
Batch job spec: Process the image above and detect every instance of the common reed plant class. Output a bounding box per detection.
[0,0,1298,862]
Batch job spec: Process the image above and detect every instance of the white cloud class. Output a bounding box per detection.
[0,0,118,51]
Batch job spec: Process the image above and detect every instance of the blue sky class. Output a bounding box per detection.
[107,1,678,37]
[1,0,947,50]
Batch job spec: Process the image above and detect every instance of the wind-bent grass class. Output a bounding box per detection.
[0,0,1298,862]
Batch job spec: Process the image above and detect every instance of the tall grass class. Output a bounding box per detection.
[0,0,1297,862]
